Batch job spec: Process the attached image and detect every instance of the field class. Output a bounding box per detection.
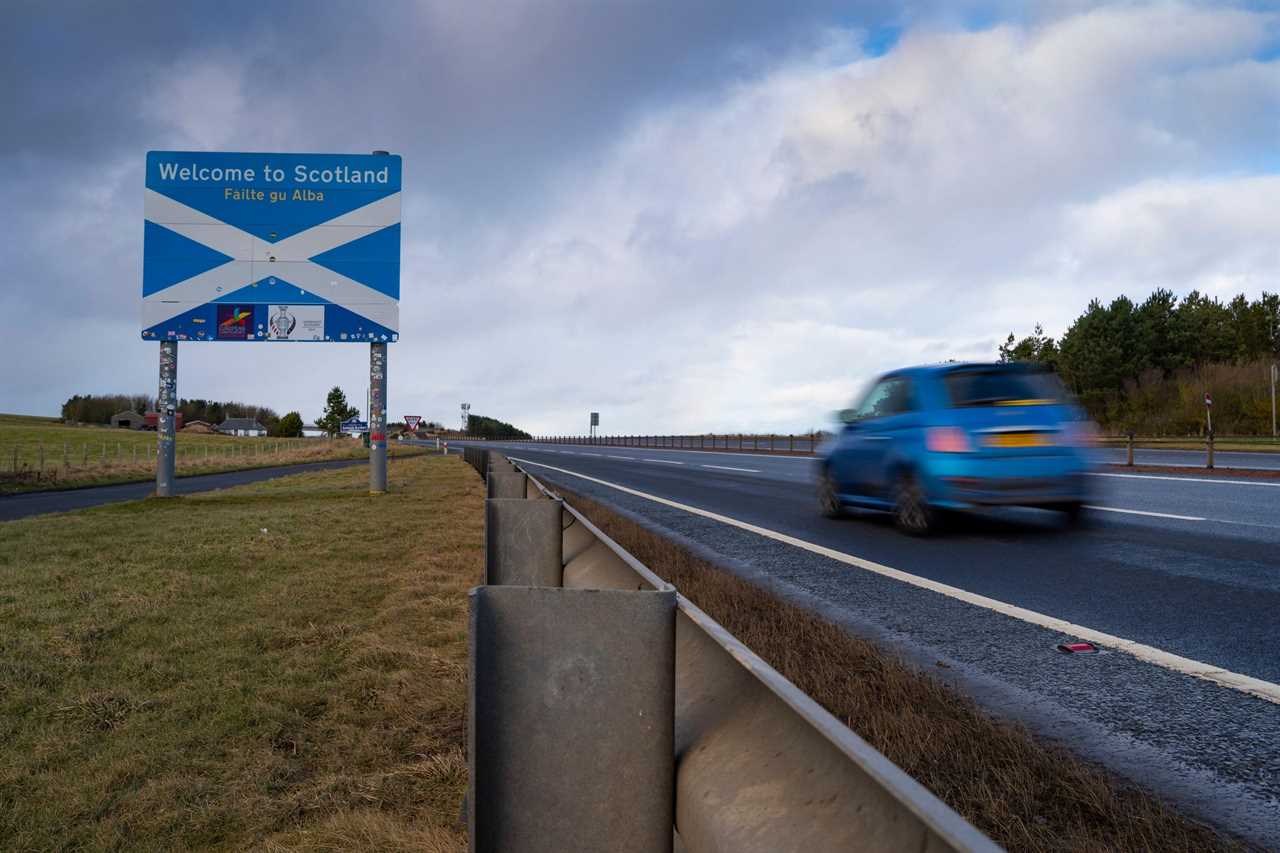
[0,414,426,494]
[0,455,481,850]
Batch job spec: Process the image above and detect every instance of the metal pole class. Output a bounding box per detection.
[1207,430,1215,470]
[1272,362,1277,438]
[370,341,388,493]
[156,340,178,496]
[1127,432,1134,467]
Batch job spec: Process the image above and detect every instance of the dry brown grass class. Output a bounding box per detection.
[555,486,1251,853]
[0,455,480,851]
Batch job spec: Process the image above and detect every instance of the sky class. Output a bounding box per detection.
[3,0,1279,434]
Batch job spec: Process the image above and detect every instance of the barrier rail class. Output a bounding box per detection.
[468,433,831,455]
[463,448,1001,852]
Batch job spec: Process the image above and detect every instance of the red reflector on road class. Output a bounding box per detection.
[1057,642,1098,654]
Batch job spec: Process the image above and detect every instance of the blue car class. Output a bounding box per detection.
[816,362,1096,534]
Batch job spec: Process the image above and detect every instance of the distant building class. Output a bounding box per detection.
[217,417,267,437]
[143,411,184,431]
[181,420,216,434]
[301,423,326,438]
[110,410,143,429]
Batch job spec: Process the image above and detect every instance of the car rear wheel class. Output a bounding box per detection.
[1059,501,1087,528]
[818,468,843,518]
[892,471,934,535]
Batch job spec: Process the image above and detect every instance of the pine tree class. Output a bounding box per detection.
[316,387,359,437]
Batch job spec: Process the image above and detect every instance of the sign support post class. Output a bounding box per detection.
[370,342,388,493]
[156,340,178,496]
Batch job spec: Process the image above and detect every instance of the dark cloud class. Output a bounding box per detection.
[3,2,1274,433]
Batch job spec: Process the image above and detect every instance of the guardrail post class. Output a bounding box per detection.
[487,472,527,499]
[1207,430,1214,469]
[485,498,564,586]
[1126,431,1134,466]
[469,586,676,853]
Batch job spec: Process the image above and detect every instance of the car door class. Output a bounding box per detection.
[854,377,920,497]
[831,376,913,499]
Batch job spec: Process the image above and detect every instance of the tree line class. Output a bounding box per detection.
[1002,289,1280,434]
[61,394,294,435]
[466,414,531,439]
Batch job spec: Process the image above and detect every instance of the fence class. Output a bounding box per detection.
[461,446,1000,852]
[482,433,831,455]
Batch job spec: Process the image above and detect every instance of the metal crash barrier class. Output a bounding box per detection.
[467,452,1002,853]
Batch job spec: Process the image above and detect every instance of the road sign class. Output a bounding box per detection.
[141,151,401,343]
[590,412,600,426]
[1205,394,1212,408]
[341,417,369,434]
[404,415,422,431]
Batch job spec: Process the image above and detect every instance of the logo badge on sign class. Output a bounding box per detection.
[269,305,297,339]
[216,305,252,340]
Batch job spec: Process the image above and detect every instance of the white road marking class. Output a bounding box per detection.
[643,458,685,465]
[1091,472,1280,488]
[607,455,633,460]
[702,464,762,473]
[1085,505,1205,521]
[581,452,602,457]
[512,457,1280,706]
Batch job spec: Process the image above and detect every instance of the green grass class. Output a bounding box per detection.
[0,414,425,494]
[0,455,481,851]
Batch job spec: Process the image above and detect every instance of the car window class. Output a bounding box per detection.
[853,377,914,420]
[944,368,1065,407]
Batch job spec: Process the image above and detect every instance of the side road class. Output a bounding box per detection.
[0,458,371,522]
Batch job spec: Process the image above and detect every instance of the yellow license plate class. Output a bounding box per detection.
[985,433,1049,448]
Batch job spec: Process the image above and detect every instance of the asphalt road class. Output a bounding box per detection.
[0,458,368,522]
[437,439,1280,846]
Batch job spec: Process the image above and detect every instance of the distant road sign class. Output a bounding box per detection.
[142,151,401,343]
[341,417,369,434]
[404,415,422,431]
[1205,394,1212,407]
[590,412,600,426]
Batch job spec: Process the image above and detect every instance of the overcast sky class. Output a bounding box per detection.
[3,1,1278,433]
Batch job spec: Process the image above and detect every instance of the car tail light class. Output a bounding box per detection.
[926,426,974,453]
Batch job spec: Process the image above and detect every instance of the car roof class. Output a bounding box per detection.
[887,361,1046,378]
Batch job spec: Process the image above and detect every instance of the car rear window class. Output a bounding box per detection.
[944,368,1066,407]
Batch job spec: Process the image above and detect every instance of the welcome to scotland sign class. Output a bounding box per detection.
[142,151,401,343]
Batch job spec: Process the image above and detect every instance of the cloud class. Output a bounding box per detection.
[408,2,1279,432]
[1,2,1277,435]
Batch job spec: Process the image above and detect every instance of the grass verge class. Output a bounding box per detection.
[0,421,426,496]
[552,484,1248,853]
[0,455,480,851]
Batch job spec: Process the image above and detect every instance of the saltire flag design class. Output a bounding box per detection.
[141,151,401,343]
